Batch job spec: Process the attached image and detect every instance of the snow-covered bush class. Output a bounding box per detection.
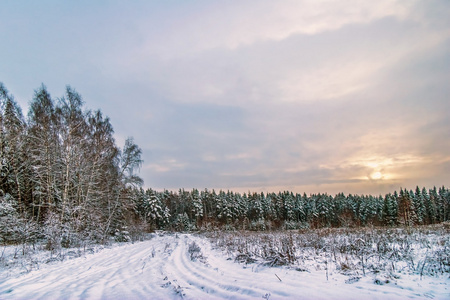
[0,193,40,246]
[43,212,63,252]
[284,220,299,230]
[0,193,21,244]
[114,226,131,242]
[250,218,266,231]
[224,224,236,231]
[188,241,202,261]
[173,213,194,231]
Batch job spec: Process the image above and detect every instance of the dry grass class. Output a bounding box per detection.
[203,224,450,277]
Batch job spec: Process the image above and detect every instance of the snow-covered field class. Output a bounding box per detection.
[0,232,448,299]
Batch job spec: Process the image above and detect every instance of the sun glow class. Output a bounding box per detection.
[349,154,426,182]
[370,171,383,180]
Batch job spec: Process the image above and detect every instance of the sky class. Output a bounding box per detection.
[1,0,449,196]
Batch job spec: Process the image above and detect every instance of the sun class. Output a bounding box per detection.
[370,171,383,180]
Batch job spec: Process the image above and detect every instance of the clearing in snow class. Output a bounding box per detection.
[0,232,448,299]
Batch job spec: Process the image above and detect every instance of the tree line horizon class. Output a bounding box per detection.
[1,83,449,248]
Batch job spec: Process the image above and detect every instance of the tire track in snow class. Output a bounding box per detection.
[0,235,310,299]
[0,240,170,299]
[162,234,287,299]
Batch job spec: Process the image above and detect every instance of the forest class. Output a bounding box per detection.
[1,83,449,248]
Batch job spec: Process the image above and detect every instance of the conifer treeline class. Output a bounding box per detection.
[0,83,143,246]
[132,186,450,231]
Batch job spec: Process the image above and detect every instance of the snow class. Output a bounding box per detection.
[0,233,448,299]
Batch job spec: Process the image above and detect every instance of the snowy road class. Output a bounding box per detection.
[0,233,448,299]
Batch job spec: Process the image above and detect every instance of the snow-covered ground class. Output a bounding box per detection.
[0,233,448,299]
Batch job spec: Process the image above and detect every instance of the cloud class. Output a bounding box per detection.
[120,10,449,110]
[133,0,413,57]
[1,0,449,195]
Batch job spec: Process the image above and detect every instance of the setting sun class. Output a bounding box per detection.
[370,171,383,180]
